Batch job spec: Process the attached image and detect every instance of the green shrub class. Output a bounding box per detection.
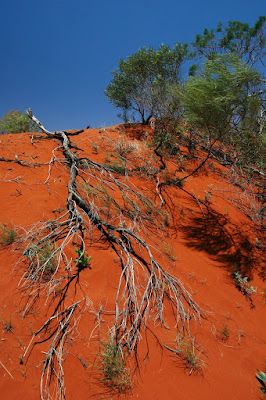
[0,110,40,134]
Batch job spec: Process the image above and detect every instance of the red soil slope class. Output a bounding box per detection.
[0,124,265,400]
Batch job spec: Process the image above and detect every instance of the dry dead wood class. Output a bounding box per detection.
[13,109,206,399]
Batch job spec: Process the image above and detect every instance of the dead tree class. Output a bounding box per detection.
[16,109,205,399]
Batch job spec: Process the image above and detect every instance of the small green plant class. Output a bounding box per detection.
[176,334,204,374]
[217,323,230,342]
[256,370,266,395]
[99,337,132,393]
[3,317,13,333]
[0,224,16,245]
[74,248,91,270]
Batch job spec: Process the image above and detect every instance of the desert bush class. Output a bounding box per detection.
[233,271,257,296]
[0,110,40,134]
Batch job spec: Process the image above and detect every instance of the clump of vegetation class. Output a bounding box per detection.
[91,142,99,153]
[0,110,40,134]
[0,224,17,245]
[105,43,188,124]
[114,139,137,158]
[256,370,266,395]
[233,271,257,296]
[3,317,13,333]
[99,337,132,393]
[217,323,230,342]
[176,335,204,374]
[27,241,56,280]
[161,243,177,261]
[105,161,126,175]
[74,248,91,270]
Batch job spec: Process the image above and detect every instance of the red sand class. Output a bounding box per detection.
[0,125,265,399]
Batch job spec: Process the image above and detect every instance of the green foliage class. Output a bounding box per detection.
[256,370,266,395]
[0,224,17,245]
[105,44,188,123]
[105,160,126,175]
[193,16,266,67]
[183,54,261,137]
[74,248,91,269]
[28,241,56,278]
[0,110,40,134]
[182,54,265,169]
[99,337,131,393]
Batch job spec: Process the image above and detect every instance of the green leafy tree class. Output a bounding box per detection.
[192,16,266,67]
[0,110,40,134]
[182,54,265,168]
[105,44,188,124]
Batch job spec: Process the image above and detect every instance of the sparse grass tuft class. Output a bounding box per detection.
[99,337,132,393]
[91,142,99,153]
[0,224,17,245]
[161,243,177,261]
[114,139,137,158]
[27,241,56,280]
[176,334,204,374]
[3,317,13,333]
[217,323,230,342]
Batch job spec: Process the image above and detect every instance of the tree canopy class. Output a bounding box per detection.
[105,17,265,170]
[105,44,188,124]
[182,54,265,168]
[192,16,266,67]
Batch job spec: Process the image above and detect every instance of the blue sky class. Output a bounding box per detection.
[0,0,265,131]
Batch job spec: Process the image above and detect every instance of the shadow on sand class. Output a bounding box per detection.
[180,207,265,281]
